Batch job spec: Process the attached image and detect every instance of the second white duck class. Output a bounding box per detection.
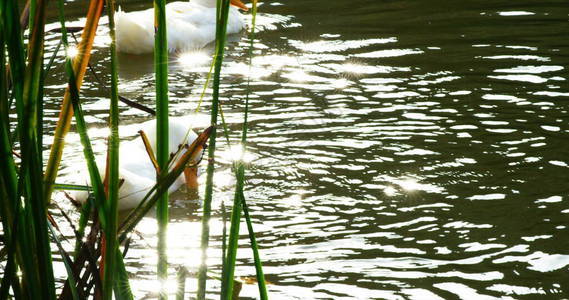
[115,0,248,54]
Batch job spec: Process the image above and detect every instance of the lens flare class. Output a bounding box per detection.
[66,45,79,58]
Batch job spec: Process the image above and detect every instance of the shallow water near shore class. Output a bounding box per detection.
[40,0,569,298]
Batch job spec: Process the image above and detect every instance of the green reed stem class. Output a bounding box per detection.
[113,249,134,300]
[0,1,40,296]
[241,195,267,299]
[54,0,94,264]
[20,0,57,297]
[195,59,215,113]
[197,0,232,298]
[0,19,18,261]
[221,1,267,299]
[0,17,20,300]
[74,195,92,257]
[242,2,267,298]
[103,0,121,297]
[48,223,80,300]
[154,0,170,296]
[67,61,108,232]
[44,0,104,203]
[221,172,242,300]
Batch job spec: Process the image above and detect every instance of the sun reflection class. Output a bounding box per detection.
[230,144,245,161]
[66,45,79,58]
[284,70,311,83]
[284,192,305,208]
[342,63,366,74]
[137,218,158,235]
[332,78,351,89]
[213,171,234,188]
[222,144,254,163]
[177,51,210,68]
[256,54,297,70]
[135,279,178,297]
[397,179,422,191]
[384,186,397,196]
[227,62,271,79]
[161,279,177,297]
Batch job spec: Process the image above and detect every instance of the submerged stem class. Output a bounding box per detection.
[197,0,232,298]
[154,0,170,295]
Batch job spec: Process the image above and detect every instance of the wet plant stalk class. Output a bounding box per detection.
[197,0,232,298]
[241,2,268,298]
[103,0,121,297]
[1,0,56,297]
[154,0,170,296]
[54,0,92,264]
[43,0,104,203]
[21,0,57,297]
[0,17,19,298]
[221,1,267,298]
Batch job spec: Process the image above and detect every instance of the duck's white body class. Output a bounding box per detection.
[115,0,246,54]
[74,118,203,210]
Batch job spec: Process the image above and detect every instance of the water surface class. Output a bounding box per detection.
[43,0,569,298]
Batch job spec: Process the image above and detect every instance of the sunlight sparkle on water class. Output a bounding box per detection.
[342,63,366,74]
[213,171,234,188]
[286,193,304,207]
[225,144,254,163]
[130,279,178,298]
[256,54,298,70]
[227,62,272,79]
[66,45,79,58]
[177,51,210,68]
[398,179,422,191]
[332,78,351,89]
[285,70,312,83]
[384,186,397,196]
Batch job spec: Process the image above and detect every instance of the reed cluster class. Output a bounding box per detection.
[0,0,265,298]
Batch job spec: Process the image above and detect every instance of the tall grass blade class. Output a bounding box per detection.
[113,249,134,300]
[241,2,267,298]
[242,197,267,299]
[0,31,16,294]
[44,0,104,203]
[67,64,108,231]
[74,195,92,257]
[53,182,92,191]
[48,223,81,300]
[19,0,57,296]
[219,1,267,298]
[0,17,19,268]
[154,0,170,296]
[0,0,42,295]
[102,0,123,297]
[197,0,232,298]
[221,180,242,300]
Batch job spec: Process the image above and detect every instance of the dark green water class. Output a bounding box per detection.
[42,0,569,298]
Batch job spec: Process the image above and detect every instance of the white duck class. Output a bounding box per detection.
[115,0,248,54]
[74,118,208,210]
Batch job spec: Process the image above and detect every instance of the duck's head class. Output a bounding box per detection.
[181,140,207,189]
[140,118,212,190]
[171,127,211,190]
